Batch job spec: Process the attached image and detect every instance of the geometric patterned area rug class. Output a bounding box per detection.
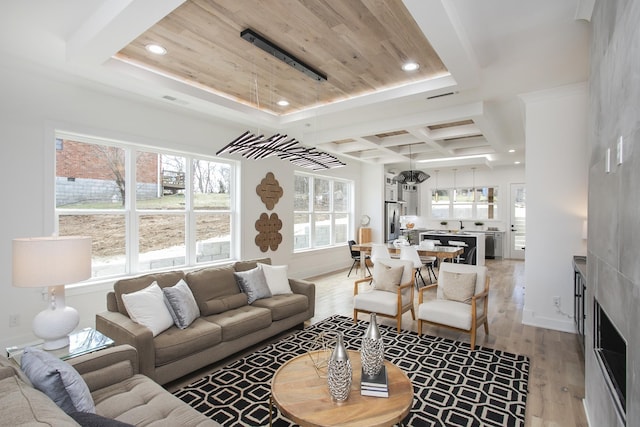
[173,315,529,426]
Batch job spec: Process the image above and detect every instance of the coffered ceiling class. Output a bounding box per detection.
[0,0,592,171]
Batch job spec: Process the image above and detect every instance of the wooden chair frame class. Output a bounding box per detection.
[353,268,415,333]
[417,275,490,349]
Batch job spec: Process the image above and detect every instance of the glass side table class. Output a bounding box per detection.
[6,328,114,366]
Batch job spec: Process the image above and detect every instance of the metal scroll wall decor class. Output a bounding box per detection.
[255,172,284,252]
[216,131,345,170]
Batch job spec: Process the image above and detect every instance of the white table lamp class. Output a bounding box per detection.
[12,236,92,350]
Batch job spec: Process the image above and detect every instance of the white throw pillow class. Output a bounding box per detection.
[260,263,292,295]
[122,282,174,336]
[373,262,404,292]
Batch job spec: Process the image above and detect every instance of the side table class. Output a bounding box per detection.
[6,328,114,366]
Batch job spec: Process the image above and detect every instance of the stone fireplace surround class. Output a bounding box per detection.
[586,1,640,426]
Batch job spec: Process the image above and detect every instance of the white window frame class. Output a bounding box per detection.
[51,129,239,281]
[430,186,500,220]
[293,172,353,252]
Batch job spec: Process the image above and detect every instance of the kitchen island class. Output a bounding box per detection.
[418,231,486,265]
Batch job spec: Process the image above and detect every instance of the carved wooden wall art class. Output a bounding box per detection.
[256,172,283,210]
[255,212,283,252]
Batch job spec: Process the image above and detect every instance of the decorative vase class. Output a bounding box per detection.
[360,313,385,377]
[327,332,352,402]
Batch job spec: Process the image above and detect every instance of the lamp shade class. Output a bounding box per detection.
[12,236,92,288]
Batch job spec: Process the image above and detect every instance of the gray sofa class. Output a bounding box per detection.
[96,258,315,385]
[0,344,219,426]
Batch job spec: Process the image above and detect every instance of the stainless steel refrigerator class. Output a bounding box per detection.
[385,202,402,242]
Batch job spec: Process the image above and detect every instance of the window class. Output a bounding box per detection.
[55,135,236,279]
[431,186,499,219]
[294,173,353,251]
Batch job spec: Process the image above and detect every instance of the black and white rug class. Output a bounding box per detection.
[173,315,529,426]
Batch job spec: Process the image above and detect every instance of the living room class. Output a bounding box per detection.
[1,1,638,426]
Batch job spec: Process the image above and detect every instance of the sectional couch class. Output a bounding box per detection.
[0,344,219,426]
[96,258,315,385]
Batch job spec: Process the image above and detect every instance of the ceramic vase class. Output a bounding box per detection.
[360,313,384,377]
[327,332,352,402]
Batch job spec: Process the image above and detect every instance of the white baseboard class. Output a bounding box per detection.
[522,308,576,333]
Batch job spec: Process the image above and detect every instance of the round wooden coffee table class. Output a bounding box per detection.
[270,350,413,427]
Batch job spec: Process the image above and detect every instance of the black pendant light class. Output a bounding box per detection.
[393,144,430,184]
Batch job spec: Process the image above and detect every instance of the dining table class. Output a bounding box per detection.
[351,242,464,278]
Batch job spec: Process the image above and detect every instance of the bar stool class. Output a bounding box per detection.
[448,240,468,263]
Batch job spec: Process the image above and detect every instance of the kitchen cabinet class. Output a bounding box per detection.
[385,173,398,202]
[400,184,420,215]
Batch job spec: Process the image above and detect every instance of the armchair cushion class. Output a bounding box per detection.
[440,271,477,304]
[418,299,480,330]
[372,262,404,292]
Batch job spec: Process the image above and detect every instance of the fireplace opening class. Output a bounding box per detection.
[594,300,626,418]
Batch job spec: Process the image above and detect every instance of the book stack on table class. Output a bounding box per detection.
[360,365,389,397]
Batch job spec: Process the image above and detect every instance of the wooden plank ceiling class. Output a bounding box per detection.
[115,0,448,115]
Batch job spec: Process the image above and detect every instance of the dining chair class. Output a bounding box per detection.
[447,240,468,263]
[370,243,392,264]
[399,245,426,288]
[417,241,438,283]
[353,258,415,333]
[417,262,490,349]
[347,240,371,277]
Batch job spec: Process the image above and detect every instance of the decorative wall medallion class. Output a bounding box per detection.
[256,172,283,210]
[255,212,283,252]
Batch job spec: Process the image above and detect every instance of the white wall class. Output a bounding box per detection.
[521,83,588,332]
[0,60,361,348]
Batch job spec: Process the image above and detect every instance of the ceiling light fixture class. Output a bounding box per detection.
[402,62,420,71]
[277,99,289,107]
[417,154,490,164]
[145,44,167,55]
[240,29,327,81]
[393,144,430,184]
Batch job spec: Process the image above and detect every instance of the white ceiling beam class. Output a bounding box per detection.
[66,0,186,65]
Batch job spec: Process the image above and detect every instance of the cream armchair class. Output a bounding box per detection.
[417,262,490,349]
[353,258,415,333]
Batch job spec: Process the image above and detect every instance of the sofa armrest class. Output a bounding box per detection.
[68,345,138,392]
[95,311,155,380]
[288,278,315,316]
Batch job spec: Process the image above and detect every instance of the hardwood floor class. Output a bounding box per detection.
[308,259,588,427]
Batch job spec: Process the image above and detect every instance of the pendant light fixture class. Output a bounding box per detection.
[393,144,430,184]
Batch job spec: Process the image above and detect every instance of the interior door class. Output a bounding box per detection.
[509,184,526,259]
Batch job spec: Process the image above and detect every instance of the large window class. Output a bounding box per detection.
[55,135,236,279]
[431,186,499,220]
[294,173,353,251]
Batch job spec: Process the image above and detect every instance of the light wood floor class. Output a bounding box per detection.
[308,259,588,427]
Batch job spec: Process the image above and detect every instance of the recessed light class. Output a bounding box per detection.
[508,149,516,153]
[402,62,419,71]
[514,161,521,165]
[277,99,289,107]
[145,44,167,55]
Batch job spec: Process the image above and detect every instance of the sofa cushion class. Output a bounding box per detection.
[0,375,79,426]
[234,265,272,304]
[153,318,223,367]
[186,265,248,315]
[163,279,201,329]
[21,346,96,414]
[121,282,175,336]
[260,263,293,295]
[70,411,134,426]
[252,293,309,320]
[204,306,272,341]
[234,257,271,272]
[114,271,185,316]
[91,374,218,426]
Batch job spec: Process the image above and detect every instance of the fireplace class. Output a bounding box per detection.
[594,300,626,419]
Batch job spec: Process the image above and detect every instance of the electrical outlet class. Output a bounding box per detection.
[553,296,561,307]
[8,314,19,328]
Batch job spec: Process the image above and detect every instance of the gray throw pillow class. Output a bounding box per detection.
[21,347,95,414]
[163,279,201,329]
[234,265,272,304]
